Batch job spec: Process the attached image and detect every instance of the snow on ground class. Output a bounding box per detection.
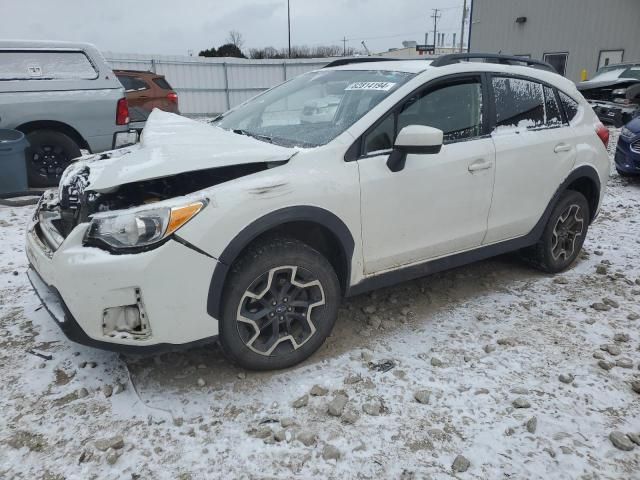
[1,130,640,480]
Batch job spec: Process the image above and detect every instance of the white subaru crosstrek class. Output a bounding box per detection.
[26,54,610,370]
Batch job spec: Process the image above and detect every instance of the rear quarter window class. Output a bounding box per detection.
[559,91,579,122]
[0,50,97,80]
[152,77,172,90]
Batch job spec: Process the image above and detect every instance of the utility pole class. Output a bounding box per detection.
[459,0,468,52]
[342,36,347,56]
[431,8,441,53]
[287,0,291,58]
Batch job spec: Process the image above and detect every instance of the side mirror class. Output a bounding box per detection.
[387,125,443,172]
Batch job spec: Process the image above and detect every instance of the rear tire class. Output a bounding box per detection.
[220,236,341,370]
[25,130,81,187]
[522,190,590,273]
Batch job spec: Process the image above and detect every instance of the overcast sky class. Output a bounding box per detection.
[4,0,470,56]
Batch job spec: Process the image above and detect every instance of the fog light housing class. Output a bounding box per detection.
[102,288,151,340]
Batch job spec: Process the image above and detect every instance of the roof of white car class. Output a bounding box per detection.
[323,58,578,94]
[326,60,433,74]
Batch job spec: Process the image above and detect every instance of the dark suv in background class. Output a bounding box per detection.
[114,70,179,131]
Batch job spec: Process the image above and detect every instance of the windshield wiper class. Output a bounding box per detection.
[232,129,274,144]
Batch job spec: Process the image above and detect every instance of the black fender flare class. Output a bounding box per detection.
[206,206,355,320]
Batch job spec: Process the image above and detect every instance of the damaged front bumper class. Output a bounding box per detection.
[26,195,220,353]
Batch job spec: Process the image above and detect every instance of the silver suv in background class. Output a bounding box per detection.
[0,40,136,186]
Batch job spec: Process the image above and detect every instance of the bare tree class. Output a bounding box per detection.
[227,30,244,49]
[249,44,358,59]
[249,47,283,59]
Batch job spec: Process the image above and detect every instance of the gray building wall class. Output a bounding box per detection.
[469,0,640,81]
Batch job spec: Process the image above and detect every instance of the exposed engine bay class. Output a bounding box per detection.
[45,162,279,239]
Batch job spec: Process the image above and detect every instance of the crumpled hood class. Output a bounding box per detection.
[78,109,296,192]
[577,78,640,91]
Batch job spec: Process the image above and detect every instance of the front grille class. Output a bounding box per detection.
[631,139,640,154]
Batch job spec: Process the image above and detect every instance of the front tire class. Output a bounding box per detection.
[523,190,590,273]
[26,130,81,187]
[220,236,340,370]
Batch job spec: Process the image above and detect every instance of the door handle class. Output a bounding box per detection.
[468,159,493,172]
[554,143,572,153]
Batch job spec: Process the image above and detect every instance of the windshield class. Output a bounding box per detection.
[591,65,640,82]
[216,69,414,147]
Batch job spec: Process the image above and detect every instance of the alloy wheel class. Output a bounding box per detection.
[551,204,584,261]
[236,265,325,356]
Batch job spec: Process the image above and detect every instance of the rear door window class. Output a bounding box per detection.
[492,77,546,130]
[0,50,97,80]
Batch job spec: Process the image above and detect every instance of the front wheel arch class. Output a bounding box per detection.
[16,120,90,152]
[207,206,355,320]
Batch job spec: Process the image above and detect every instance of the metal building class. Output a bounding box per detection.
[469,0,640,81]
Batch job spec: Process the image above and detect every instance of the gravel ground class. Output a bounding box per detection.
[1,129,640,479]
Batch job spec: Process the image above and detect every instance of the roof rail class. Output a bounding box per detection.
[431,53,556,73]
[323,57,398,68]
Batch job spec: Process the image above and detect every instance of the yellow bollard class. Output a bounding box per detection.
[581,69,588,81]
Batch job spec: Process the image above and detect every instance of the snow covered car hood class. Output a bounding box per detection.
[577,78,639,91]
[70,110,297,192]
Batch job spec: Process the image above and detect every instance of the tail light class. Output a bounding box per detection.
[167,92,178,105]
[595,123,609,148]
[116,98,130,125]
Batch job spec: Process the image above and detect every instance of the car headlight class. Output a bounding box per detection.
[85,201,205,250]
[612,88,627,95]
[621,126,634,139]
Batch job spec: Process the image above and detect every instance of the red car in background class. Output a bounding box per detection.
[114,70,179,130]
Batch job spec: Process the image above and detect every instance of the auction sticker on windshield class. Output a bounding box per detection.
[345,81,396,91]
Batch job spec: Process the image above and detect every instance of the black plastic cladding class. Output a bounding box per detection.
[347,165,601,296]
[206,206,355,320]
[206,166,600,317]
